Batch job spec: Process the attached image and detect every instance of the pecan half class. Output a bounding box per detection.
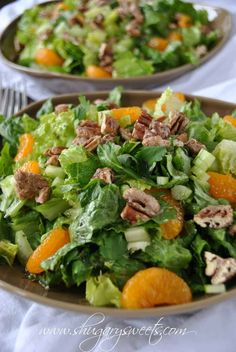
[121,188,160,224]
[15,171,50,204]
[73,120,101,146]
[118,0,144,22]
[176,133,188,143]
[44,146,65,157]
[185,139,205,154]
[94,14,104,28]
[125,21,141,37]
[201,24,212,35]
[35,186,51,204]
[55,104,69,114]
[120,128,132,141]
[121,204,149,224]
[169,111,189,135]
[44,146,65,166]
[194,205,233,229]
[46,155,60,166]
[101,134,116,144]
[69,14,85,26]
[196,44,207,58]
[92,167,115,184]
[99,42,113,72]
[83,136,102,152]
[101,115,119,135]
[142,131,170,147]
[76,120,101,139]
[205,251,236,284]
[132,111,152,140]
[228,224,236,237]
[118,0,143,37]
[149,120,170,139]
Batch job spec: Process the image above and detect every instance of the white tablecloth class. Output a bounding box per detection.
[0,1,236,351]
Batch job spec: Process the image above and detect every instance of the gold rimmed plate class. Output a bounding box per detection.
[0,2,232,91]
[0,90,235,317]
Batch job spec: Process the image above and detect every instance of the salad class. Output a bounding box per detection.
[0,87,236,309]
[15,0,219,78]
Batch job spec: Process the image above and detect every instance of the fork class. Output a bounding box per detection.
[0,76,28,118]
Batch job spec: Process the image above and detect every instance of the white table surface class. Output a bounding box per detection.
[0,1,236,351]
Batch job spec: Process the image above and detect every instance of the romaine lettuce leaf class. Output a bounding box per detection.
[182,27,201,46]
[0,212,12,242]
[11,211,45,250]
[154,87,184,118]
[0,143,13,180]
[97,142,140,180]
[33,110,76,156]
[42,244,101,287]
[35,198,70,221]
[136,146,167,172]
[212,139,236,176]
[59,145,100,188]
[207,228,236,258]
[140,233,192,271]
[36,99,53,118]
[113,52,154,78]
[0,240,18,266]
[69,184,120,243]
[86,275,121,307]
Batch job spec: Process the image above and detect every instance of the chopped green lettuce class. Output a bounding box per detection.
[86,275,121,307]
[69,184,120,243]
[154,87,185,119]
[0,240,18,266]
[113,52,154,78]
[59,145,100,188]
[140,234,192,272]
[33,110,76,156]
[0,143,13,180]
[212,139,236,176]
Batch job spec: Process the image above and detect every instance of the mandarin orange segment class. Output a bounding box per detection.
[15,133,34,161]
[111,107,142,123]
[159,191,184,239]
[121,267,192,308]
[26,228,70,274]
[148,37,168,52]
[56,2,70,11]
[223,115,236,128]
[86,65,112,78]
[208,172,236,204]
[168,31,182,42]
[142,98,158,111]
[19,160,41,174]
[35,48,64,67]
[174,92,186,102]
[177,14,192,28]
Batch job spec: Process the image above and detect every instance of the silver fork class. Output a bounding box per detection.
[0,76,28,118]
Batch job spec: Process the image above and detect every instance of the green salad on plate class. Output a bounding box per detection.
[15,0,219,78]
[0,87,236,308]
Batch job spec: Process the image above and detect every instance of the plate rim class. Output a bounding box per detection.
[0,90,235,317]
[0,2,233,83]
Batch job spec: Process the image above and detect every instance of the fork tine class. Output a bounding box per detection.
[13,83,21,115]
[1,87,11,117]
[20,81,27,109]
[6,85,15,118]
[0,77,28,117]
